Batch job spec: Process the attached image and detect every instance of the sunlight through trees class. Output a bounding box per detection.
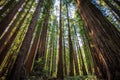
[0,0,120,80]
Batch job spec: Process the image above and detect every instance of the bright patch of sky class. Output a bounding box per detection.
[35,0,39,3]
[92,0,108,16]
[92,0,120,28]
[53,0,60,18]
[69,4,76,18]
[92,0,112,16]
[53,0,75,21]
[53,0,82,46]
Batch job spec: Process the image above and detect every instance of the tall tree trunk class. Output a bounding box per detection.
[9,1,42,80]
[57,0,64,79]
[83,24,103,77]
[37,13,50,58]
[82,35,93,74]
[51,26,56,76]
[66,4,74,76]
[48,36,52,76]
[0,0,16,16]
[51,38,55,76]
[103,0,120,18]
[73,49,80,75]
[76,0,120,79]
[25,21,42,73]
[0,0,32,65]
[74,25,87,75]
[0,0,25,37]
[63,28,67,76]
[35,2,52,75]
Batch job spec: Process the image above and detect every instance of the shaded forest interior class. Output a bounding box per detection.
[0,0,120,80]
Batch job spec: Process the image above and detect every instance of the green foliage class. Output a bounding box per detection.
[1,0,119,79]
[65,75,97,80]
[33,57,47,76]
[26,57,48,80]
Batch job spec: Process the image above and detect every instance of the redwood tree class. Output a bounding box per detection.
[76,0,120,79]
[0,0,25,36]
[66,3,74,76]
[57,0,64,79]
[9,0,42,80]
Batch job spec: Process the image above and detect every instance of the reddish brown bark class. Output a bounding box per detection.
[76,0,120,79]
[66,3,74,76]
[57,0,64,79]
[37,15,49,57]
[0,0,25,37]
[0,0,33,65]
[63,31,67,76]
[25,37,39,73]
[74,25,87,75]
[0,0,16,16]
[9,0,42,80]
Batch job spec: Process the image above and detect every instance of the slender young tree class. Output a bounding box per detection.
[73,25,87,75]
[73,47,80,75]
[63,25,67,76]
[48,33,53,76]
[66,3,74,76]
[57,0,64,79]
[51,24,56,76]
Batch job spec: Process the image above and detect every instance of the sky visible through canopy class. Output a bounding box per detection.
[53,0,83,46]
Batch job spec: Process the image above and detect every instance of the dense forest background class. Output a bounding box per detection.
[0,0,120,80]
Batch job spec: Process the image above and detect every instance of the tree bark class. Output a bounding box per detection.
[9,0,42,80]
[76,0,120,79]
[73,50,80,75]
[57,0,64,79]
[73,25,87,75]
[0,0,16,16]
[66,3,74,76]
[0,0,25,37]
[37,13,50,58]
[0,0,32,65]
[63,28,67,76]
[25,25,42,73]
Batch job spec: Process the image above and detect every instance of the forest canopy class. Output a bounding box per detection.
[0,0,120,80]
